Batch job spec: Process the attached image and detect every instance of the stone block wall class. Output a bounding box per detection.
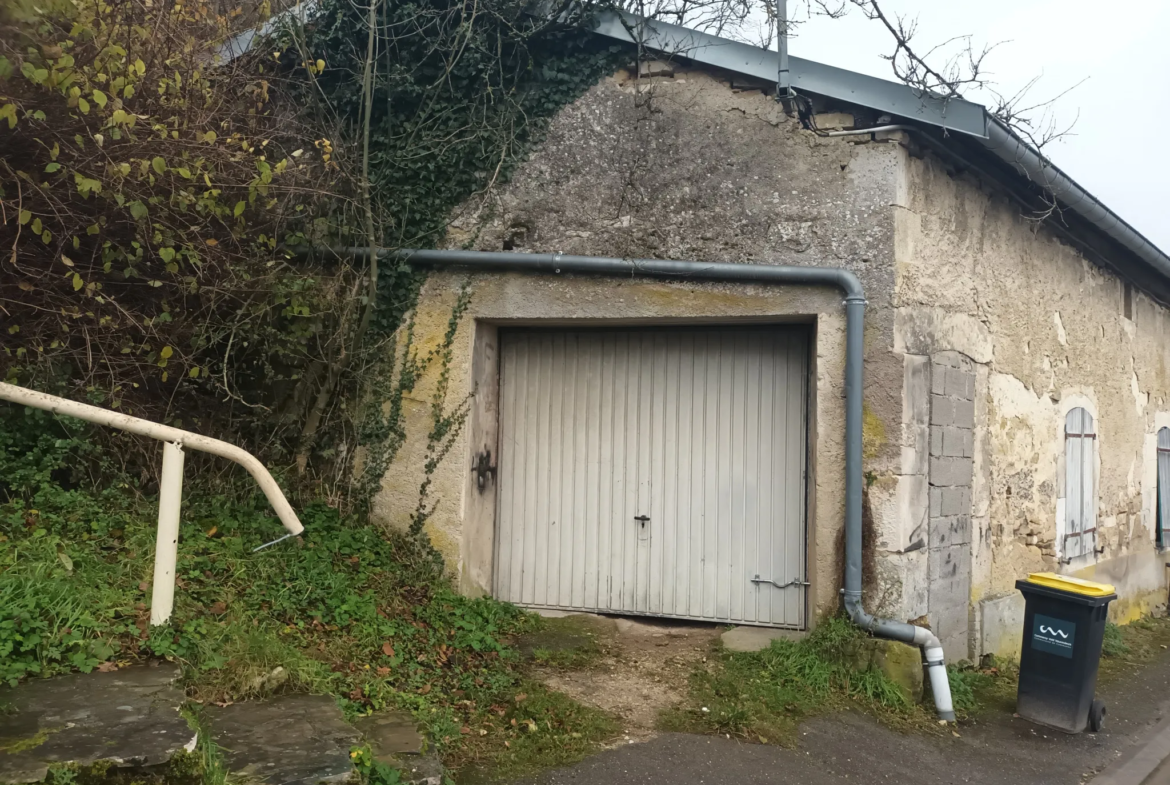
[928,352,975,658]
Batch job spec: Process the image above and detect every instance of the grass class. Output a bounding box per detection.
[0,406,618,783]
[515,615,611,671]
[659,616,931,744]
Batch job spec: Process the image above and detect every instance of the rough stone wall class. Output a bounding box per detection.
[891,139,1170,658]
[371,66,907,622]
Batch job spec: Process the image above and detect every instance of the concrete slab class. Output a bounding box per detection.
[720,626,807,652]
[980,592,1026,659]
[353,712,443,785]
[0,663,194,784]
[206,694,360,785]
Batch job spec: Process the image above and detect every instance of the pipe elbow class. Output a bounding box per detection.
[836,269,865,303]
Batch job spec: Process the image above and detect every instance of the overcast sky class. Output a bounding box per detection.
[777,0,1170,251]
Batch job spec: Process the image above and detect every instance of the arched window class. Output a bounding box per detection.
[1158,427,1170,549]
[1064,408,1097,560]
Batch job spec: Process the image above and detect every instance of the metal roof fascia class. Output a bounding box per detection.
[978,119,1170,282]
[592,11,988,139]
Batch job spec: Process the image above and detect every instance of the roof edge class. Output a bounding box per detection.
[591,10,988,138]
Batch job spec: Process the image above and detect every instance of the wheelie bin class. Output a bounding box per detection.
[1015,572,1116,734]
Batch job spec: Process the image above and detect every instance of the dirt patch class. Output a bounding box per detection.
[526,614,722,741]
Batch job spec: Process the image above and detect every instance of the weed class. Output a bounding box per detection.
[449,681,619,781]
[1102,622,1130,658]
[661,616,916,744]
[0,409,614,782]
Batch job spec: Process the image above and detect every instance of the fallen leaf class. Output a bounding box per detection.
[209,601,227,615]
[205,238,218,246]
[381,642,395,657]
[417,684,432,695]
[514,692,527,703]
[503,741,510,749]
[97,661,118,672]
[206,525,218,537]
[460,726,471,735]
[478,729,488,736]
[138,581,149,592]
[376,667,390,676]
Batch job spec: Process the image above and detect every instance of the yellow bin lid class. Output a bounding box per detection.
[1026,572,1115,597]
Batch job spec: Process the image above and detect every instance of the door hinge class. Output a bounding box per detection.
[472,449,496,492]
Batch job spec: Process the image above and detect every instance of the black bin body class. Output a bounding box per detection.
[1015,579,1115,733]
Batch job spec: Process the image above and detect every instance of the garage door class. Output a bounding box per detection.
[494,327,809,628]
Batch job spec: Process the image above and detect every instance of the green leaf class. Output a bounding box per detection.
[86,223,100,235]
[0,103,16,129]
[92,89,107,109]
[0,56,11,79]
[129,201,148,220]
[176,167,192,179]
[160,345,173,359]
[57,551,74,573]
[159,247,175,262]
[72,273,84,291]
[234,200,246,217]
[189,366,200,378]
[18,209,31,225]
[31,217,42,234]
[44,162,61,173]
[151,156,166,175]
[77,97,90,114]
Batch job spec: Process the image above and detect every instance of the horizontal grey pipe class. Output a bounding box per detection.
[979,119,1170,282]
[308,245,955,720]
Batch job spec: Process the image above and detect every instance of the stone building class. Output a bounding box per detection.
[374,14,1170,661]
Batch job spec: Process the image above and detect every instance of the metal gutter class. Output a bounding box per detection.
[977,119,1170,283]
[595,12,1170,301]
[310,245,956,721]
[591,10,988,138]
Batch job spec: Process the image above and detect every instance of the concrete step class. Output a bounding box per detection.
[0,663,194,784]
[205,695,442,785]
[0,664,442,785]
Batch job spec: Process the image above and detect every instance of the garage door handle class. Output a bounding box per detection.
[634,515,650,528]
[751,575,809,589]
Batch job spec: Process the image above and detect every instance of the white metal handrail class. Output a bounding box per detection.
[0,382,304,625]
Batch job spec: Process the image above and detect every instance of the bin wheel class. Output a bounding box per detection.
[1088,700,1106,733]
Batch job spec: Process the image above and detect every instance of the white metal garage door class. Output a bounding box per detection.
[494,327,809,628]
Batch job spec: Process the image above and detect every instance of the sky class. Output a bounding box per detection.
[772,0,1170,252]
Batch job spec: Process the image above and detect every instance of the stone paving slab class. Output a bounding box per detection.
[205,694,361,785]
[0,663,194,784]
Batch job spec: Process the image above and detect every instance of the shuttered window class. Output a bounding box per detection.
[1158,428,1170,549]
[1063,408,1097,560]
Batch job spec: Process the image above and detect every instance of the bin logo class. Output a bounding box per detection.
[1032,614,1075,658]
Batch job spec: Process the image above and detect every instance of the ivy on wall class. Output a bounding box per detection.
[296,0,626,331]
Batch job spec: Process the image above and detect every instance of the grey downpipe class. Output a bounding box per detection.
[321,246,955,721]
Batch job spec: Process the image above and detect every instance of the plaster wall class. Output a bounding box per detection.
[892,142,1170,657]
[370,68,907,623]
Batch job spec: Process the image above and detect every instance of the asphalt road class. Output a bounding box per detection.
[514,651,1170,785]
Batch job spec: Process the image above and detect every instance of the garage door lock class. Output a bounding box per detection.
[634,515,650,528]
